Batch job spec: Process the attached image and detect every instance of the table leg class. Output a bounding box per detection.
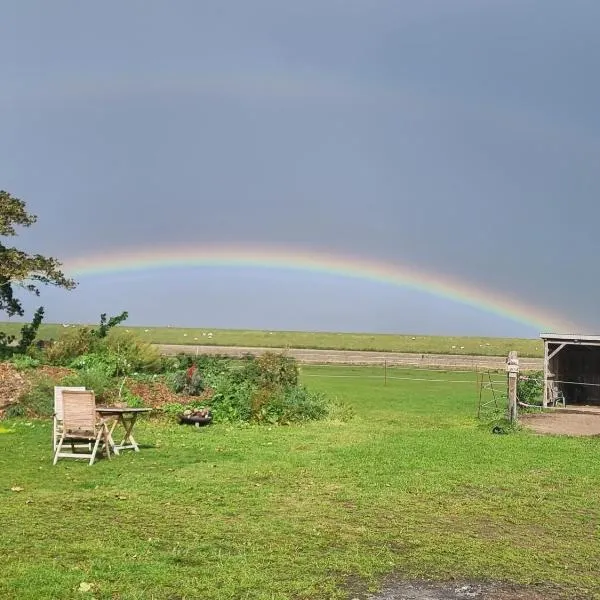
[116,414,140,452]
[105,417,120,455]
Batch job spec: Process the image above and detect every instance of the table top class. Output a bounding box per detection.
[96,407,153,414]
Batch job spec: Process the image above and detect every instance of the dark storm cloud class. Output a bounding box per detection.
[1,0,598,334]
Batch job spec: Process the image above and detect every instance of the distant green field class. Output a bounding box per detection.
[0,322,544,357]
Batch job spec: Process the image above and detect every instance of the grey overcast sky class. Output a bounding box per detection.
[2,0,599,337]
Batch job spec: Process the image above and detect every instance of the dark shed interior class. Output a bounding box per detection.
[542,334,600,407]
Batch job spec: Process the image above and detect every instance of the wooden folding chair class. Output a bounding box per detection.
[53,390,111,466]
[53,386,86,452]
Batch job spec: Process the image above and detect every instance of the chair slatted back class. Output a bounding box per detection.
[54,386,86,420]
[61,390,97,435]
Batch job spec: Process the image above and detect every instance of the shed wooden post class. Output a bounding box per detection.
[506,351,519,423]
[543,340,549,407]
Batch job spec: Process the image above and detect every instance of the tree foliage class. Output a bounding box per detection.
[93,311,129,338]
[0,190,76,354]
[0,190,76,318]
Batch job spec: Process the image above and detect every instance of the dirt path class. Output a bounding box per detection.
[359,580,570,599]
[521,412,600,436]
[157,344,543,370]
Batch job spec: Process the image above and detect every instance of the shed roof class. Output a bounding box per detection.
[540,333,600,343]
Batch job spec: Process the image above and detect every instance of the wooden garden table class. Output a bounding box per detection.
[96,407,152,455]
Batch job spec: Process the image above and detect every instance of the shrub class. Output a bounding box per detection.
[69,352,130,377]
[259,386,329,425]
[11,376,55,417]
[518,371,544,406]
[102,329,162,373]
[254,352,298,389]
[61,368,113,402]
[44,327,95,364]
[3,403,26,418]
[209,377,254,423]
[162,402,188,419]
[167,366,205,396]
[119,386,145,408]
[45,326,161,374]
[9,354,41,370]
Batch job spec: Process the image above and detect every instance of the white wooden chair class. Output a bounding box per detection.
[53,386,86,451]
[53,390,111,466]
[549,385,566,407]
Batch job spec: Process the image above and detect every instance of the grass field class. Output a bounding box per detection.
[1,365,599,599]
[0,322,544,357]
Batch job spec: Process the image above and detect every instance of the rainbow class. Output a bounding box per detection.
[62,243,575,332]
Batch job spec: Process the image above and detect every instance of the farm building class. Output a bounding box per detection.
[541,333,600,407]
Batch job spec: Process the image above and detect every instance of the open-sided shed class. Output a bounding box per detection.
[541,333,600,407]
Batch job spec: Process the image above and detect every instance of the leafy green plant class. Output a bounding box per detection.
[167,366,205,396]
[517,371,544,406]
[3,403,26,418]
[161,402,188,418]
[119,386,145,408]
[44,326,95,364]
[254,352,298,389]
[61,368,113,402]
[101,329,162,373]
[69,351,131,377]
[251,386,330,424]
[9,354,40,370]
[209,377,254,423]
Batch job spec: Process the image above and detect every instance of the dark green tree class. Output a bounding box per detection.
[0,190,76,351]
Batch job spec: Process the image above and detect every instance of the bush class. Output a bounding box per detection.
[518,371,544,406]
[209,377,254,423]
[255,386,329,425]
[61,368,113,403]
[11,376,55,417]
[254,352,299,389]
[69,352,130,377]
[44,327,95,364]
[119,386,146,408]
[167,366,205,396]
[9,354,41,370]
[4,403,26,418]
[161,402,188,419]
[45,327,161,374]
[102,329,162,373]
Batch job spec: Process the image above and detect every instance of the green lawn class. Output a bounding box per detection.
[1,366,598,599]
[0,322,544,357]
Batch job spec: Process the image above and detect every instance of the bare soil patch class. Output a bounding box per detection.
[521,412,600,436]
[0,363,73,417]
[355,579,572,600]
[0,363,28,415]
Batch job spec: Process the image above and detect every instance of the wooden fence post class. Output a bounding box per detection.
[506,351,519,423]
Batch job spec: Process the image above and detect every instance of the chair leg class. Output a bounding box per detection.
[89,432,103,466]
[53,435,66,465]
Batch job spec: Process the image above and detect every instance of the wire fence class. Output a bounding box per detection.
[301,363,506,385]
